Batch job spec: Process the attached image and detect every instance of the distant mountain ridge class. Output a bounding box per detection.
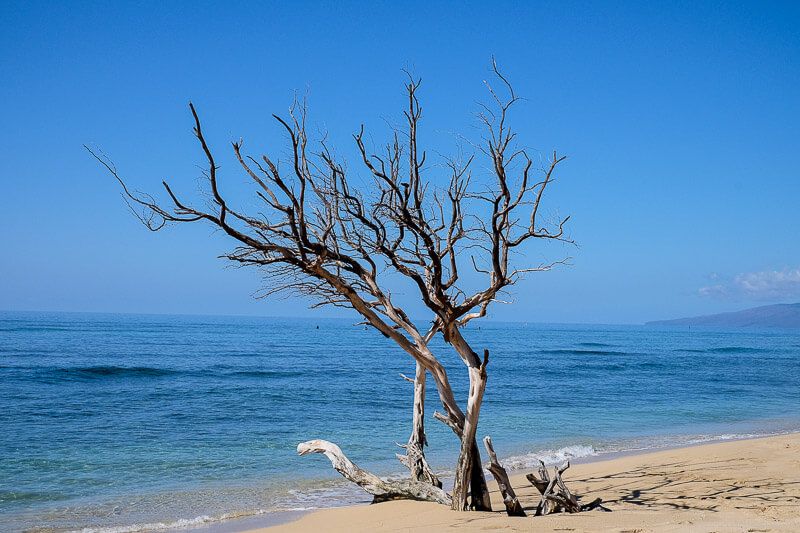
[647,303,800,328]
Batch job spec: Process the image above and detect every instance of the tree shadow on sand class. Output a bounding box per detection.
[444,454,798,528]
[567,458,800,513]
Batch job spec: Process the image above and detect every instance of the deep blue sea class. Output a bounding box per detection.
[1,311,799,532]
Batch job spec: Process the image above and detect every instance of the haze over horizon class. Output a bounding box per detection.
[2,1,799,324]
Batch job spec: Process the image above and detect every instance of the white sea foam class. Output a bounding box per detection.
[76,515,232,533]
[684,431,777,445]
[69,429,798,533]
[73,508,296,533]
[496,430,788,474]
[67,480,369,533]
[597,430,790,455]
[501,444,597,471]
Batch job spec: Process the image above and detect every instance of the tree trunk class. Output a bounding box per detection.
[298,439,451,505]
[469,440,492,511]
[451,352,491,511]
[397,363,441,487]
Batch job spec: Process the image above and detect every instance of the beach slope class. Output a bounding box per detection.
[258,433,800,532]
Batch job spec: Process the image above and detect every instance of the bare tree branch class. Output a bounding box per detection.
[91,62,573,512]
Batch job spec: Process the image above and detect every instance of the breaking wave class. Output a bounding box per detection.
[501,444,597,471]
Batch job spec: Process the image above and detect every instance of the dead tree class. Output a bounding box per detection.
[89,60,571,512]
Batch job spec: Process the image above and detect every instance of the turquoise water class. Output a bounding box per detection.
[1,311,799,532]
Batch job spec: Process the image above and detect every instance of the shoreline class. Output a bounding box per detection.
[217,432,800,533]
[6,313,798,532]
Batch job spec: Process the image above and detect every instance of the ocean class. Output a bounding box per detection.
[1,311,799,532]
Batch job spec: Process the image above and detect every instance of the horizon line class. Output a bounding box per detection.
[0,307,644,327]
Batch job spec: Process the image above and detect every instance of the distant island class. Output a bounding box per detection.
[647,303,800,328]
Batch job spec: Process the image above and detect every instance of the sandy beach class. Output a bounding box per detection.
[257,433,800,533]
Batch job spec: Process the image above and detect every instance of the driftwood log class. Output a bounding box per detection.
[297,437,605,517]
[298,439,452,505]
[526,460,605,515]
[483,436,526,516]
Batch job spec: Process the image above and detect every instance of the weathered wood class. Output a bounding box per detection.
[538,460,550,485]
[529,460,604,515]
[526,472,549,494]
[469,439,492,511]
[483,436,526,516]
[535,463,561,515]
[397,363,442,488]
[396,444,441,488]
[297,439,452,505]
[581,497,606,511]
[553,461,580,512]
[432,416,493,511]
[526,460,550,495]
[451,350,491,511]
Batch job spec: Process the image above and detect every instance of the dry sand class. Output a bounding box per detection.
[255,433,800,533]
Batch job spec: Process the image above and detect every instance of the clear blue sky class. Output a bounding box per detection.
[1,1,798,324]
